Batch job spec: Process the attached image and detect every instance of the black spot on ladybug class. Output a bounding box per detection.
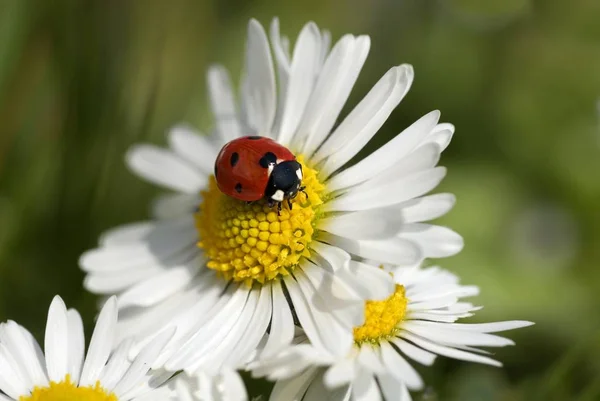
[235,183,242,193]
[247,136,262,140]
[230,152,239,167]
[214,164,218,177]
[259,152,277,169]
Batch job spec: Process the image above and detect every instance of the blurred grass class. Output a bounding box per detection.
[1,0,600,400]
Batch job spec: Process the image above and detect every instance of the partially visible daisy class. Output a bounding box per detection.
[251,265,534,401]
[80,17,462,375]
[167,369,248,401]
[0,295,197,401]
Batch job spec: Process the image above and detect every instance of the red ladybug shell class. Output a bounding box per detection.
[214,136,296,202]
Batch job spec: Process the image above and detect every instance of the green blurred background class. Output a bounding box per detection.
[1,0,599,400]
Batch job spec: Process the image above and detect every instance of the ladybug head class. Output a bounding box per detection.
[265,160,303,204]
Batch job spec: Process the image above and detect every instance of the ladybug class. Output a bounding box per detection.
[214,136,304,212]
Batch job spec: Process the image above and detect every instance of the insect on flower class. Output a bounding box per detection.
[214,135,305,212]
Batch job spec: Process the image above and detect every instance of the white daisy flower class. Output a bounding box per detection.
[0,295,187,401]
[80,17,462,375]
[251,265,534,401]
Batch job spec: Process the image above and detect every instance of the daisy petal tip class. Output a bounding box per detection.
[102,295,118,315]
[510,320,536,329]
[207,63,226,78]
[356,34,371,50]
[248,18,266,33]
[124,144,151,170]
[50,295,67,310]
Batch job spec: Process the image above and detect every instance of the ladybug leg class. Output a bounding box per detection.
[287,198,293,210]
[277,202,282,216]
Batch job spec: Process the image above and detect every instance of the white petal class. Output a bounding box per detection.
[45,297,72,382]
[116,263,197,308]
[98,339,134,390]
[326,167,447,212]
[168,125,217,175]
[79,296,118,386]
[356,346,385,374]
[305,373,352,401]
[269,18,291,75]
[423,123,454,151]
[323,234,422,266]
[408,296,465,312]
[99,221,154,247]
[326,110,440,191]
[311,241,350,272]
[173,376,195,401]
[151,193,200,220]
[0,347,29,399]
[80,218,196,273]
[319,30,332,65]
[66,309,84,383]
[407,284,479,303]
[314,65,414,171]
[293,273,354,357]
[0,393,14,401]
[283,276,333,355]
[0,322,47,389]
[270,368,318,401]
[403,321,516,347]
[84,265,165,294]
[379,341,423,390]
[319,208,404,240]
[277,22,322,146]
[400,332,502,367]
[184,288,258,371]
[335,261,395,301]
[221,369,249,401]
[377,373,412,401]
[221,286,273,368]
[113,328,174,396]
[139,276,225,362]
[394,193,456,224]
[296,35,371,155]
[398,223,464,258]
[302,261,363,308]
[261,282,295,359]
[126,144,206,194]
[391,337,436,366]
[252,344,326,381]
[243,19,276,135]
[351,370,381,401]
[269,18,291,137]
[323,359,356,389]
[207,65,242,144]
[350,143,441,193]
[300,263,364,327]
[164,286,249,370]
[447,321,535,332]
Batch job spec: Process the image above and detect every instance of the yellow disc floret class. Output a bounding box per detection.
[196,157,325,286]
[20,375,117,401]
[353,284,408,345]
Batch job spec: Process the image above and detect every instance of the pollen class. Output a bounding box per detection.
[195,157,325,286]
[353,284,408,345]
[19,375,117,401]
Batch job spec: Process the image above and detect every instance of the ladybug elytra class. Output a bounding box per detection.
[214,136,304,212]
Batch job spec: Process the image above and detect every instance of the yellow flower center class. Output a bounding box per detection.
[353,284,408,345]
[19,375,117,401]
[195,157,325,286]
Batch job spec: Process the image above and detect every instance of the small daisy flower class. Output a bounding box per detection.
[251,265,534,401]
[80,18,462,375]
[0,295,185,401]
